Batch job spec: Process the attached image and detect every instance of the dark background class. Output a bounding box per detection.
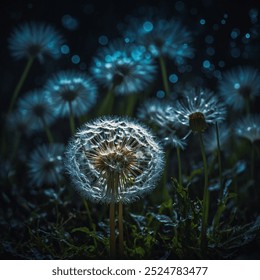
[0,0,260,113]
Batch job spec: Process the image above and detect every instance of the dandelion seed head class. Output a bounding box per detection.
[175,88,227,132]
[45,70,97,117]
[219,66,260,110]
[137,99,187,149]
[65,116,165,204]
[91,40,157,95]
[8,22,64,62]
[28,144,65,187]
[17,89,55,133]
[235,114,260,143]
[120,15,194,64]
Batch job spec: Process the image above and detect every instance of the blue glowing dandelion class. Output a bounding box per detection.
[137,99,187,149]
[45,70,97,117]
[175,88,227,132]
[91,40,157,95]
[65,116,165,204]
[219,66,260,111]
[17,89,56,134]
[28,144,65,187]
[235,114,260,143]
[8,22,64,62]
[120,16,194,64]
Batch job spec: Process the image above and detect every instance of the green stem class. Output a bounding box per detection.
[159,55,170,97]
[125,94,138,116]
[215,123,223,199]
[97,85,115,116]
[245,96,250,115]
[109,202,116,259]
[176,146,183,187]
[42,118,54,143]
[199,132,209,254]
[69,101,76,135]
[10,133,21,161]
[8,56,35,113]
[118,202,124,258]
[251,141,255,185]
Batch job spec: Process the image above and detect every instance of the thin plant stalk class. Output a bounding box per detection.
[41,118,54,143]
[199,132,209,253]
[176,146,183,187]
[159,55,170,97]
[251,141,255,185]
[125,94,138,116]
[68,101,76,135]
[97,85,115,116]
[83,198,97,247]
[109,202,116,258]
[118,202,124,258]
[8,56,35,113]
[215,123,223,199]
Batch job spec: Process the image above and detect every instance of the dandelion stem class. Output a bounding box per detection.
[176,146,183,187]
[125,94,138,117]
[42,118,54,143]
[109,202,116,259]
[97,85,115,116]
[159,55,170,97]
[199,132,209,254]
[251,141,255,185]
[8,56,34,113]
[69,101,76,135]
[118,202,124,258]
[10,132,21,161]
[245,96,250,115]
[215,123,223,199]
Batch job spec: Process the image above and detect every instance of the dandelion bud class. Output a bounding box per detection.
[189,112,207,132]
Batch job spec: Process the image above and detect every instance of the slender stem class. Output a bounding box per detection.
[68,101,76,135]
[215,123,223,199]
[199,132,209,254]
[97,85,115,116]
[176,146,183,187]
[245,96,250,115]
[118,202,124,258]
[8,56,35,113]
[41,118,54,143]
[251,141,255,185]
[109,202,116,259]
[159,55,170,97]
[10,133,21,161]
[125,94,138,116]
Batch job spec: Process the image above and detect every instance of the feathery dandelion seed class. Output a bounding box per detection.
[65,116,165,204]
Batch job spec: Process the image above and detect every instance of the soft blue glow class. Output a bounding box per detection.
[124,38,130,43]
[71,55,80,64]
[245,33,251,39]
[206,47,215,56]
[200,19,206,25]
[218,60,225,68]
[156,90,165,99]
[61,14,79,31]
[61,44,70,54]
[175,1,185,11]
[231,48,241,58]
[221,19,226,25]
[169,74,178,84]
[230,28,240,39]
[234,83,240,89]
[205,35,214,44]
[203,60,211,68]
[98,35,108,45]
[143,21,153,32]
